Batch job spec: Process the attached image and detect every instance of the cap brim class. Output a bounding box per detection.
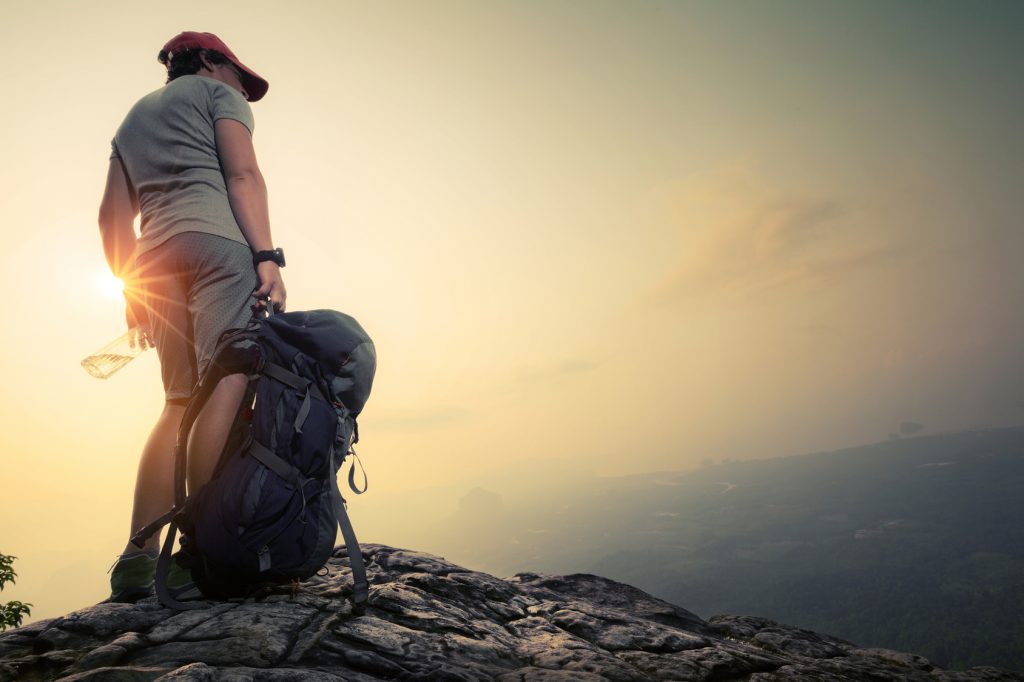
[235,61,269,101]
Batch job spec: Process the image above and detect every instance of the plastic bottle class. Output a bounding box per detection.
[81,328,150,379]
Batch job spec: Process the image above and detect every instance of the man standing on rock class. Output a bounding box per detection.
[97,31,287,601]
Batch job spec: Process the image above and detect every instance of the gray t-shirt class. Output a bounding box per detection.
[110,75,255,256]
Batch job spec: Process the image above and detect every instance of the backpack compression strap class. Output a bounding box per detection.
[262,361,329,435]
[331,444,369,613]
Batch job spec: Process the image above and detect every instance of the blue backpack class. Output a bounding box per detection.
[131,308,376,612]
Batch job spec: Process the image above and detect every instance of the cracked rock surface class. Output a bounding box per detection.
[1,544,1021,681]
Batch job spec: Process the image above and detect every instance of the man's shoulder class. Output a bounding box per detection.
[123,78,196,113]
[164,75,215,98]
[131,76,245,104]
[122,78,216,120]
[116,76,250,139]
[181,75,246,100]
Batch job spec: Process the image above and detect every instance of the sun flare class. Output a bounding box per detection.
[95,269,125,301]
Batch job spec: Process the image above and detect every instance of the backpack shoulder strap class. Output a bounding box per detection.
[154,520,204,610]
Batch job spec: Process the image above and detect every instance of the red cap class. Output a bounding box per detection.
[161,31,269,102]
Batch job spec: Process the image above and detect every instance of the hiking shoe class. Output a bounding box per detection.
[166,552,204,601]
[108,550,157,602]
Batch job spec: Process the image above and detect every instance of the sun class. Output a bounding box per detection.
[95,268,125,301]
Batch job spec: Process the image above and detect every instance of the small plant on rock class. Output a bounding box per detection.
[0,552,32,631]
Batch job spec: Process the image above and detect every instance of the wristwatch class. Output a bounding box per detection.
[253,248,286,268]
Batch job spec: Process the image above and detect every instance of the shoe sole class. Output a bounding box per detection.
[109,585,153,603]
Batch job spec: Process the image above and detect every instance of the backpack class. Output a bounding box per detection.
[131,308,376,613]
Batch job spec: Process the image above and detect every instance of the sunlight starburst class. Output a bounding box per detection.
[95,269,125,301]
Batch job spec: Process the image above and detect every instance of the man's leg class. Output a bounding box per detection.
[184,234,260,492]
[118,236,194,557]
[121,400,187,556]
[186,373,248,492]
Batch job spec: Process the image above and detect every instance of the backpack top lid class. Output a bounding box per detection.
[262,309,376,417]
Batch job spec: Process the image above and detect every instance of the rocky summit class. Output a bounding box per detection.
[1,544,1021,681]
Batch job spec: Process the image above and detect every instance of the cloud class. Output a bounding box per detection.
[517,359,600,384]
[368,407,473,432]
[649,165,908,305]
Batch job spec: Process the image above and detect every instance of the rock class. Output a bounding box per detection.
[0,544,1020,681]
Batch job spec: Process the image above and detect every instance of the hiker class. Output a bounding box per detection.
[97,31,287,601]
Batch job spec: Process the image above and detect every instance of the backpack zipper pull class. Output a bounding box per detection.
[257,545,271,572]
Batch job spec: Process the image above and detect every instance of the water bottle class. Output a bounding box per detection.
[81,327,151,379]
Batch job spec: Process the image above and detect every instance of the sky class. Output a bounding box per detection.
[2,0,1023,622]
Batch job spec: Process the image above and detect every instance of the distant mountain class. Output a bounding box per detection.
[426,427,1024,672]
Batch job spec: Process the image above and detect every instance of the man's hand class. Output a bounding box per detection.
[252,261,286,313]
[124,294,154,349]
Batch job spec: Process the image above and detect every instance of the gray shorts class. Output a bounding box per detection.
[135,232,258,401]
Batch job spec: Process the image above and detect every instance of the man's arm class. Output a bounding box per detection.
[215,118,286,313]
[98,157,150,335]
[98,156,139,280]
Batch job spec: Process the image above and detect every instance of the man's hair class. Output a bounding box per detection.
[157,48,231,83]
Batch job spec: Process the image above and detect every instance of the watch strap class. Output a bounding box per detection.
[253,249,285,267]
